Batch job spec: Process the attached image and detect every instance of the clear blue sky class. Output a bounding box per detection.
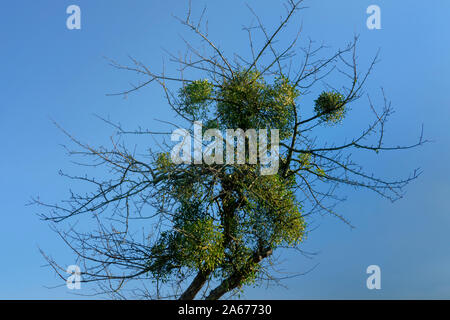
[0,0,449,299]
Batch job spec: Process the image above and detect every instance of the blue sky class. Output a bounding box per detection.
[0,0,449,299]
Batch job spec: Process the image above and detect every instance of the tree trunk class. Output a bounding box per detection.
[178,269,211,300]
[205,247,272,300]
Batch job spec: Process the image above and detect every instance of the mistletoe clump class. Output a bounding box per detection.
[216,70,299,140]
[179,79,214,120]
[314,91,347,124]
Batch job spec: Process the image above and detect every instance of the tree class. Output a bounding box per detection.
[33,0,426,300]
